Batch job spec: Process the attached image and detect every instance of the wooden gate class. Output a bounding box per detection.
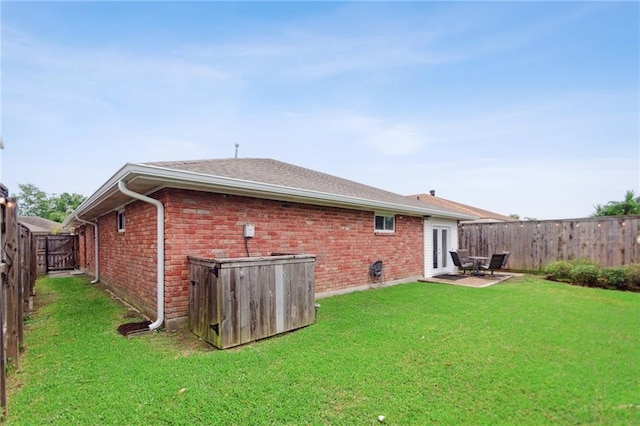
[38,235,77,272]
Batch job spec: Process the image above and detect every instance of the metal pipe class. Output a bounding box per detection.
[117,180,164,331]
[74,215,99,284]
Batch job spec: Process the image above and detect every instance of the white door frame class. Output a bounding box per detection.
[424,218,459,277]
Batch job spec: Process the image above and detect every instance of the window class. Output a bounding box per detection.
[374,213,395,232]
[117,210,125,232]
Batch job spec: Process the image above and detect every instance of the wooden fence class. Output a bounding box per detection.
[459,215,640,271]
[19,224,36,344]
[0,194,37,418]
[189,255,316,349]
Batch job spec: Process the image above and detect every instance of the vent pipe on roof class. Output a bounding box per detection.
[117,180,164,331]
[429,190,436,196]
[74,215,99,284]
[234,143,240,158]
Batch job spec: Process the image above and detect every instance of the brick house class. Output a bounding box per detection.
[63,159,475,330]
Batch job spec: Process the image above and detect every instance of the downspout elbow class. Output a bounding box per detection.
[75,215,99,284]
[117,180,164,331]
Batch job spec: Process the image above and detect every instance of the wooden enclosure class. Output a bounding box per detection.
[459,216,640,271]
[188,254,316,349]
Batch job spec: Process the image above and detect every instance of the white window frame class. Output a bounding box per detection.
[117,209,125,232]
[374,213,395,233]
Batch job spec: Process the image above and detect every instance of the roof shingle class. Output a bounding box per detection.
[144,158,465,216]
[410,193,515,222]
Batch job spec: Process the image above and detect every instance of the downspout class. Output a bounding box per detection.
[117,180,164,331]
[75,215,99,284]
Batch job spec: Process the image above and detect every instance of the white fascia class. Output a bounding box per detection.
[64,162,477,225]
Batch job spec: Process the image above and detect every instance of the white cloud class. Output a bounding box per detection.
[1,2,636,223]
[341,116,424,156]
[348,157,639,220]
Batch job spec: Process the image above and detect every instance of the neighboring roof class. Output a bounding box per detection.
[64,158,477,228]
[18,216,68,234]
[409,193,516,223]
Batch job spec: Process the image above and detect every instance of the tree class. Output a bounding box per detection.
[16,183,49,218]
[508,214,537,221]
[16,183,86,223]
[592,190,640,217]
[48,192,86,222]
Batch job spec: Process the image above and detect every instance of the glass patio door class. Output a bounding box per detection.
[432,226,450,274]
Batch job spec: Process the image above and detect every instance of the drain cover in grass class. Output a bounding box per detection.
[117,321,151,336]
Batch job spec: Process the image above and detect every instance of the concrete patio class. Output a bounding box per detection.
[420,272,519,288]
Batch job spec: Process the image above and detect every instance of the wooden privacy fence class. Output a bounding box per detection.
[459,215,640,271]
[18,224,37,339]
[188,255,316,349]
[0,194,37,418]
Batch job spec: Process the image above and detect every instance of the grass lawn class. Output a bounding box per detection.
[6,275,640,425]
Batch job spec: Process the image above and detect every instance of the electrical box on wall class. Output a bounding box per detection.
[244,224,255,238]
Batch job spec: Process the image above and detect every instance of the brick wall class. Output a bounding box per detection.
[78,223,96,271]
[80,188,425,326]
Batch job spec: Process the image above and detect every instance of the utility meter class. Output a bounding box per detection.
[244,224,255,238]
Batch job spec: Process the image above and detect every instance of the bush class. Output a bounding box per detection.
[545,261,573,281]
[598,267,626,290]
[570,264,600,287]
[544,259,640,293]
[623,264,640,291]
[569,258,598,268]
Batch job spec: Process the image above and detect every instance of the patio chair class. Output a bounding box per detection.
[479,253,506,276]
[501,251,511,269]
[450,251,474,275]
[456,249,471,264]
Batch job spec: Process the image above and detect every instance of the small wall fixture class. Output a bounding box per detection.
[0,196,13,206]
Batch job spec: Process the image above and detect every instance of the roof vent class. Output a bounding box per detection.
[429,190,436,196]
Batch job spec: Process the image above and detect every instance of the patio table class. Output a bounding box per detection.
[468,256,490,276]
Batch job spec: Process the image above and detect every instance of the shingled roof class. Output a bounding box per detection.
[19,216,69,234]
[144,158,462,214]
[65,158,477,227]
[410,192,515,223]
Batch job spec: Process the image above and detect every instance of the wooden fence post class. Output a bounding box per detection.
[4,199,19,369]
[0,192,8,416]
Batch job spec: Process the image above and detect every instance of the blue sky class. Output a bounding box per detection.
[1,1,638,220]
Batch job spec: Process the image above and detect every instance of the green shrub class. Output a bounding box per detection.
[598,267,626,290]
[545,261,572,281]
[569,258,598,268]
[623,264,640,291]
[570,264,600,287]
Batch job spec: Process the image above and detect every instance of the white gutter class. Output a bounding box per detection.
[64,163,477,226]
[140,163,477,219]
[117,180,164,331]
[74,215,99,284]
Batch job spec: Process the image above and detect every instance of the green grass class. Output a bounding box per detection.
[6,275,640,425]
